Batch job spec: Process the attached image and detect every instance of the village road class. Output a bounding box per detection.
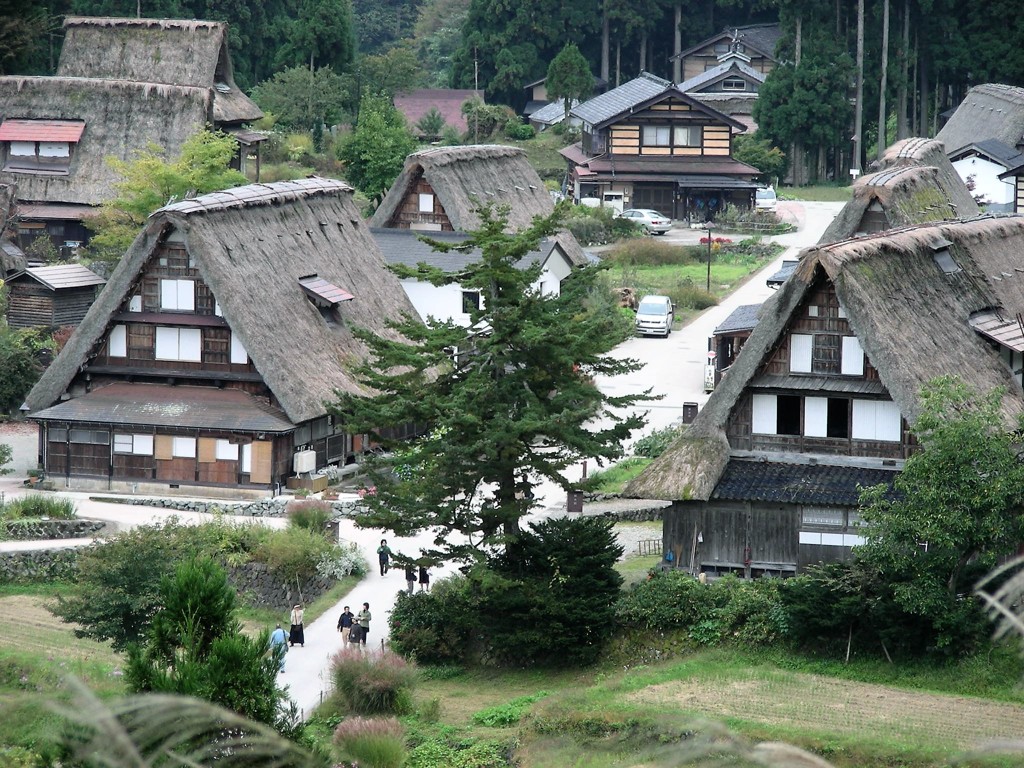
[528,199,845,512]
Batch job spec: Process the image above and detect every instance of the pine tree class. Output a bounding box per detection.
[331,204,651,562]
[546,43,592,119]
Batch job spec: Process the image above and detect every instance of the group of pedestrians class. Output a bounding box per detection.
[336,602,372,649]
[267,538,433,670]
[378,538,431,594]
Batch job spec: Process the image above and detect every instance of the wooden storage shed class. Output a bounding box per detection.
[5,264,105,329]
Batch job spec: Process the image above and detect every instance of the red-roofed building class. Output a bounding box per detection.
[393,89,483,138]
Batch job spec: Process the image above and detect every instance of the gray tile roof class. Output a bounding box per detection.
[713,303,761,334]
[571,72,673,126]
[951,138,1024,168]
[530,99,576,125]
[766,259,798,286]
[712,459,897,506]
[678,59,766,93]
[18,263,106,290]
[31,382,295,433]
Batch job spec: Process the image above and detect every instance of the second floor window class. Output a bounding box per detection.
[642,125,702,148]
[160,279,195,311]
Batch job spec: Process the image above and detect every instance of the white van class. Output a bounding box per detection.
[635,294,675,337]
[755,186,778,211]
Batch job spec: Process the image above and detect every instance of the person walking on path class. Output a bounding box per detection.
[337,605,354,648]
[418,564,430,593]
[377,539,392,576]
[356,602,371,649]
[289,603,305,647]
[269,623,288,671]
[404,562,416,594]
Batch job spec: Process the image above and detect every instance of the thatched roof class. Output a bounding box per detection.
[25,178,420,425]
[819,138,978,244]
[626,215,1024,501]
[936,83,1024,156]
[0,76,211,205]
[58,16,261,124]
[371,145,588,265]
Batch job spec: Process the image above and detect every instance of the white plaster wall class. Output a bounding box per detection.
[952,155,1015,206]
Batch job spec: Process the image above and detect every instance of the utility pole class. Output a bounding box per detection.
[853,0,865,172]
[705,225,713,292]
[474,48,480,143]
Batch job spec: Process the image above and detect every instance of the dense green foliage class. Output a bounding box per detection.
[0,494,76,520]
[124,557,297,734]
[389,518,624,667]
[0,443,11,475]
[545,43,592,119]
[277,0,356,72]
[332,205,649,561]
[251,66,351,131]
[0,326,43,414]
[731,134,787,185]
[49,517,357,651]
[632,425,683,459]
[336,93,418,201]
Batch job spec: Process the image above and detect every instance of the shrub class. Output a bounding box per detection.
[633,425,684,459]
[254,524,336,581]
[504,118,535,140]
[286,498,333,533]
[472,691,549,727]
[388,576,479,664]
[329,649,417,715]
[333,716,405,768]
[565,215,608,246]
[405,735,509,768]
[668,280,718,311]
[316,541,369,579]
[615,570,716,630]
[709,575,788,645]
[1,494,77,520]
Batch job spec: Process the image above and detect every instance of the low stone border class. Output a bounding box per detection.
[2,519,106,541]
[89,496,367,518]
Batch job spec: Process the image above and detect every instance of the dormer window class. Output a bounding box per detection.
[931,237,961,275]
[0,119,84,175]
[299,274,354,322]
[722,78,747,91]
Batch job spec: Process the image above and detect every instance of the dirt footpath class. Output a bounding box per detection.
[0,420,38,476]
[629,671,1024,752]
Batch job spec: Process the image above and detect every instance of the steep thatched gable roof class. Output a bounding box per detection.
[25,178,420,424]
[0,76,210,205]
[626,215,1024,501]
[371,145,587,265]
[819,138,978,244]
[57,16,261,124]
[936,84,1024,156]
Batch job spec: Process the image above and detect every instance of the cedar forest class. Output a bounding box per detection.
[5,0,1024,183]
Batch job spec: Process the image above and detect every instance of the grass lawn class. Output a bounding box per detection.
[779,184,854,202]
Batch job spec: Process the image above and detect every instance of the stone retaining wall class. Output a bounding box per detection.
[89,496,366,518]
[227,562,336,611]
[601,506,668,522]
[2,519,106,541]
[0,549,79,583]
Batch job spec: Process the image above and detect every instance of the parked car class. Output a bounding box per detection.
[755,186,778,211]
[634,294,675,337]
[618,208,672,235]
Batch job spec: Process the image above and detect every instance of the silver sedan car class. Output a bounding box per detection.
[618,208,672,235]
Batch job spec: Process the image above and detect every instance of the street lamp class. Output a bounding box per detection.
[705,223,713,292]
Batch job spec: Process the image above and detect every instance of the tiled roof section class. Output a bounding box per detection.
[16,203,96,221]
[578,155,760,177]
[371,228,559,272]
[393,89,482,134]
[530,99,576,124]
[766,259,798,286]
[0,119,85,142]
[952,138,1024,167]
[298,275,354,306]
[31,382,294,432]
[735,23,783,59]
[572,72,672,126]
[20,264,105,290]
[712,459,898,506]
[714,303,760,334]
[158,178,353,215]
[678,60,766,93]
[748,374,888,396]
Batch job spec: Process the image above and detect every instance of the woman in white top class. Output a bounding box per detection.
[289,603,305,647]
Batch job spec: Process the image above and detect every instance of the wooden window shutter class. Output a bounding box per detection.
[154,435,173,460]
[198,437,217,463]
[250,440,272,483]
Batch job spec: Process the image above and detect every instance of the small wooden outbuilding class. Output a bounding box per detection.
[5,263,105,329]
